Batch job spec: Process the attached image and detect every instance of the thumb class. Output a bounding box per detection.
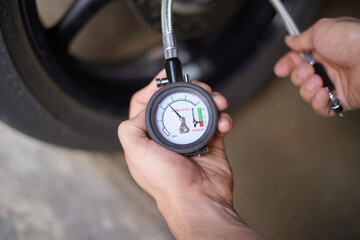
[118,110,149,150]
[285,25,315,52]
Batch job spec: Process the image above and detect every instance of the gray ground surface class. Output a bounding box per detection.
[1,0,360,240]
[228,77,360,240]
[0,124,172,240]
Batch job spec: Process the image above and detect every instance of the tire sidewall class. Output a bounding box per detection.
[0,0,122,150]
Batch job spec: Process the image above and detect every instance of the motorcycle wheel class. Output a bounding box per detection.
[0,0,322,150]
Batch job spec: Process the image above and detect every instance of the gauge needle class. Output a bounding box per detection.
[170,105,189,134]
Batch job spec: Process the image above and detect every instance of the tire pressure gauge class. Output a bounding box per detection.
[146,81,218,156]
[145,0,218,156]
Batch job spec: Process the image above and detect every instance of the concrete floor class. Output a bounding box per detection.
[0,122,172,240]
[1,0,360,239]
[229,78,360,240]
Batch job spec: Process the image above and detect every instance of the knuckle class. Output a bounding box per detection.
[311,91,331,117]
[129,94,139,107]
[202,83,212,93]
[190,80,199,84]
[131,90,141,102]
[299,86,312,103]
[212,92,227,104]
[316,18,330,25]
[312,103,328,117]
[192,80,213,92]
[315,18,332,30]
[313,18,331,38]
[118,120,129,136]
[212,91,223,97]
[311,99,321,112]
[290,69,302,86]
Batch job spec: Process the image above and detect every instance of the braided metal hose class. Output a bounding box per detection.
[161,0,173,35]
[161,0,178,59]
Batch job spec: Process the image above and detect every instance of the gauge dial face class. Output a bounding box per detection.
[155,92,209,145]
[146,82,218,155]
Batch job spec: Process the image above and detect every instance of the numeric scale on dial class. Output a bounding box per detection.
[146,82,217,156]
[155,92,209,144]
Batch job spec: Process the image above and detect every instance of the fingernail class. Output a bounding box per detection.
[305,77,317,91]
[298,64,312,79]
[212,92,220,99]
[220,117,231,127]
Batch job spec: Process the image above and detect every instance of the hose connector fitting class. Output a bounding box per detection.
[163,33,178,59]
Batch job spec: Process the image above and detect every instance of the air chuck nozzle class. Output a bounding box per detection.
[329,98,344,117]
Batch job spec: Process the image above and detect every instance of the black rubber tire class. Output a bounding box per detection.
[0,0,322,151]
[0,0,121,150]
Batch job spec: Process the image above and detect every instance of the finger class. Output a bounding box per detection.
[299,75,323,103]
[291,62,315,87]
[285,25,315,52]
[207,113,233,150]
[207,131,226,152]
[129,69,167,118]
[191,81,227,111]
[118,110,149,150]
[274,51,304,78]
[311,88,334,117]
[218,113,233,134]
[212,92,228,112]
[191,80,212,94]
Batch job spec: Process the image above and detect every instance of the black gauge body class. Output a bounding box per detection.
[145,82,218,155]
